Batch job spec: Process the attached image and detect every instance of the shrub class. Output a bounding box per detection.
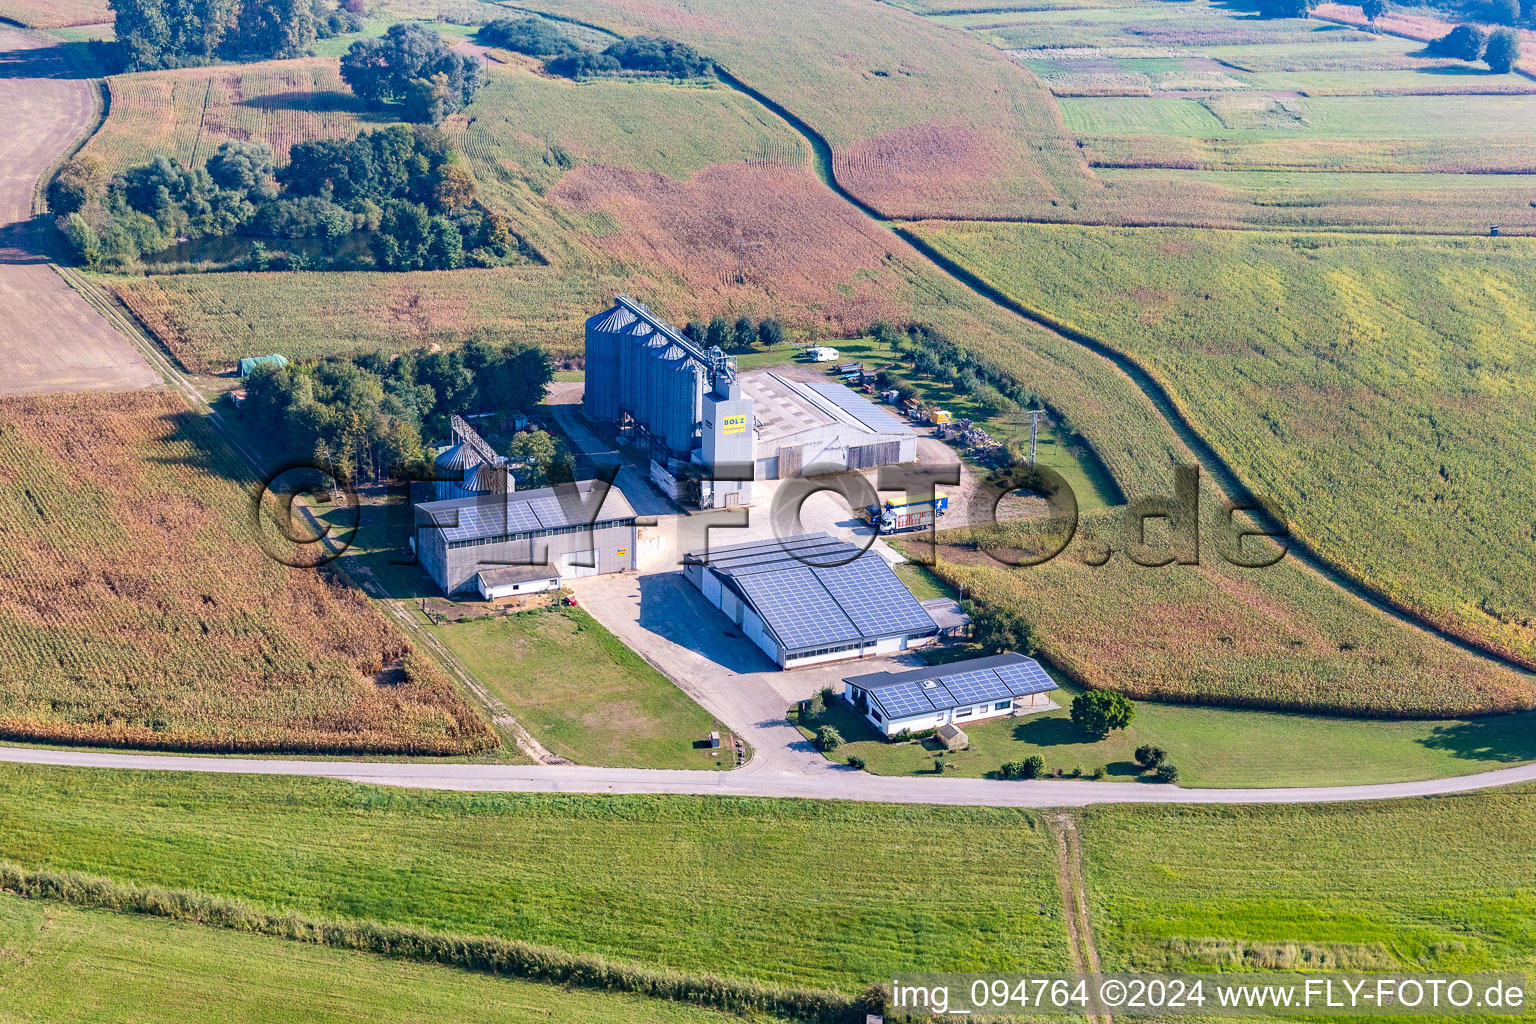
[758,318,785,348]
[1360,0,1386,21]
[1484,27,1521,72]
[845,754,865,770]
[476,16,577,56]
[47,157,106,215]
[1487,0,1521,25]
[1002,754,1048,779]
[1155,763,1181,784]
[1134,744,1167,769]
[1255,0,1313,18]
[972,605,1035,655]
[1070,691,1135,739]
[1092,765,1107,780]
[1428,23,1486,60]
[815,725,843,752]
[804,692,826,719]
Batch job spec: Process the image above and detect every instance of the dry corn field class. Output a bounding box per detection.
[80,58,385,175]
[0,391,494,754]
[0,0,108,27]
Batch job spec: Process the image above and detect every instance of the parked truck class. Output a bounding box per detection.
[862,494,949,534]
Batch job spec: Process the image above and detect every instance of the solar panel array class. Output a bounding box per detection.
[861,656,1058,721]
[432,499,542,543]
[691,533,938,653]
[803,381,912,437]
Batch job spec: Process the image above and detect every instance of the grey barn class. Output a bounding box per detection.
[413,481,637,596]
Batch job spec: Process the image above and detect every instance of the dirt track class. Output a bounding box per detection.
[0,30,157,396]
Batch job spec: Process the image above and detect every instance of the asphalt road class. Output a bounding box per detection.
[1,743,1533,806]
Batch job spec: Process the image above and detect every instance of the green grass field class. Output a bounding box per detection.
[433,608,727,769]
[0,764,1071,992]
[1080,789,1536,974]
[815,671,1536,788]
[0,894,759,1024]
[911,222,1536,673]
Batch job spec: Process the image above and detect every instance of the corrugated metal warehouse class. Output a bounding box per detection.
[414,481,637,596]
[683,533,939,669]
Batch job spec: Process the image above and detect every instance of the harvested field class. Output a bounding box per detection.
[80,58,389,174]
[1314,1,1536,76]
[517,0,1102,218]
[110,266,603,372]
[0,391,494,754]
[0,0,107,27]
[914,221,1536,669]
[0,30,157,397]
[550,162,903,329]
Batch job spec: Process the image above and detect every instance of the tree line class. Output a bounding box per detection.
[240,340,553,483]
[475,17,711,80]
[109,0,362,69]
[52,125,525,271]
[681,314,786,351]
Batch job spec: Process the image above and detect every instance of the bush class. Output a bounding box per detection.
[1360,0,1387,21]
[815,725,843,752]
[1134,744,1167,769]
[972,605,1035,655]
[1001,754,1046,779]
[47,157,106,215]
[1255,0,1313,15]
[1154,763,1181,784]
[804,692,826,719]
[1487,0,1521,25]
[477,16,577,56]
[846,755,866,771]
[1484,27,1521,72]
[1091,765,1107,780]
[1070,691,1135,739]
[1428,23,1486,60]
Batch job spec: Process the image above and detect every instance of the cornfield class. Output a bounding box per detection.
[0,391,494,754]
[0,0,108,28]
[81,58,385,176]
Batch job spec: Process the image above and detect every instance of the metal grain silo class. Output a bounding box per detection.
[582,302,631,422]
[636,326,669,434]
[660,354,704,454]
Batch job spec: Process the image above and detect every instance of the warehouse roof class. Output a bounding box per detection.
[738,371,913,445]
[416,480,636,543]
[685,533,937,653]
[844,652,1058,721]
[475,564,560,588]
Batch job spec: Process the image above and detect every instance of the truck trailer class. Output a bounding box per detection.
[863,494,949,534]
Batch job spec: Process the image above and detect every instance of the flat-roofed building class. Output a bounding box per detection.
[739,370,915,479]
[842,652,1059,739]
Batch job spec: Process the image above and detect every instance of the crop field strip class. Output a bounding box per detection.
[80,58,389,175]
[1079,788,1536,975]
[911,222,1536,674]
[0,391,493,754]
[0,0,107,27]
[0,765,1074,992]
[0,893,761,1024]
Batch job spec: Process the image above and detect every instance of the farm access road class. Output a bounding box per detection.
[1,742,1535,806]
[0,30,157,396]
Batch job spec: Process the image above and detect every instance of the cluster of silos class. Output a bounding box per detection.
[584,297,706,457]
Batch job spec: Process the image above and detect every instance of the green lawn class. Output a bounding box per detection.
[433,607,727,769]
[0,764,1071,992]
[1080,790,1536,973]
[814,673,1536,789]
[0,895,761,1024]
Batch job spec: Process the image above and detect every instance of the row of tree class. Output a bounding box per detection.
[681,315,786,352]
[473,18,711,80]
[109,0,360,69]
[53,125,523,270]
[241,341,553,484]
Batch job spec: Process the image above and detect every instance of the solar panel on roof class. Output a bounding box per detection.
[440,499,542,542]
[734,567,859,651]
[873,681,942,718]
[816,554,936,638]
[993,660,1058,697]
[803,381,912,436]
[935,668,1014,706]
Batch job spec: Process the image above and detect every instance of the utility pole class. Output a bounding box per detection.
[1025,409,1045,467]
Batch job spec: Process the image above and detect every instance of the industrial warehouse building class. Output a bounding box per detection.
[843,652,1060,739]
[414,481,637,596]
[740,371,915,479]
[583,296,914,506]
[683,533,940,669]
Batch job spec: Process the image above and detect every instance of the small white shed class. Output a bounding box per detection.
[475,564,561,601]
